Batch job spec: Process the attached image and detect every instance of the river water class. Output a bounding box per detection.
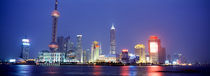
[0,65,209,76]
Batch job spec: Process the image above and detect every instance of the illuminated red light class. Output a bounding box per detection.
[150,36,158,40]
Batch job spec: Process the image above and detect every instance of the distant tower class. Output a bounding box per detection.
[148,36,161,64]
[110,24,116,56]
[48,0,60,52]
[20,38,30,60]
[134,44,146,63]
[76,35,83,63]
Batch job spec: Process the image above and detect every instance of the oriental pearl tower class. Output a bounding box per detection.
[48,0,60,52]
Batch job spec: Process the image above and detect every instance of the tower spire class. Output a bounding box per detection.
[111,24,115,30]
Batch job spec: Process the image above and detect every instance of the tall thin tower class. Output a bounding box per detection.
[110,24,116,56]
[48,0,60,52]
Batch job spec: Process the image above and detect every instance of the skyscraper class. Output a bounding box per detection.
[57,36,71,52]
[158,47,166,64]
[90,41,100,62]
[148,36,161,64]
[121,49,129,64]
[110,24,116,56]
[20,38,30,60]
[57,36,64,52]
[76,35,83,63]
[134,44,146,63]
[48,0,60,52]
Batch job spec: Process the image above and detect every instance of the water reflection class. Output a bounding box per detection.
[16,65,32,76]
[47,66,59,74]
[93,65,102,75]
[147,66,163,76]
[120,66,130,76]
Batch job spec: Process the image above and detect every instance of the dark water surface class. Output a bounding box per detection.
[0,65,209,76]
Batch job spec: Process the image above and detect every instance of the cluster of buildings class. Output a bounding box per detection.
[17,0,190,65]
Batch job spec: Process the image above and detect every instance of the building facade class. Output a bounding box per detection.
[76,35,83,63]
[20,39,30,60]
[134,44,146,63]
[148,36,161,64]
[90,41,100,62]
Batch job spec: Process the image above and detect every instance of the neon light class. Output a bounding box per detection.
[9,59,16,63]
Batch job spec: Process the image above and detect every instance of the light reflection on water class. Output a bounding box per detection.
[147,66,163,76]
[0,65,207,76]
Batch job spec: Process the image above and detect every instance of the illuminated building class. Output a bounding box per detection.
[110,24,116,56]
[90,41,100,62]
[20,38,30,60]
[65,50,77,62]
[97,55,117,62]
[76,35,83,63]
[83,49,91,63]
[121,49,129,64]
[148,36,161,64]
[158,47,166,64]
[48,0,60,52]
[134,44,146,63]
[37,50,65,63]
[91,41,100,62]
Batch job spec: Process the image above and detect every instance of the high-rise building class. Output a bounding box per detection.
[110,24,116,56]
[57,36,71,52]
[90,41,100,62]
[20,38,30,60]
[48,0,60,52]
[148,36,161,64]
[57,36,64,52]
[121,49,129,64]
[134,44,146,63]
[158,47,166,64]
[76,35,83,63]
[64,36,71,52]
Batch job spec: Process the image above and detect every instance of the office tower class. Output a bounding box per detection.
[134,44,146,63]
[99,43,102,55]
[64,36,71,52]
[158,47,166,64]
[148,36,161,64]
[121,49,129,63]
[76,35,83,63]
[110,24,116,56]
[90,41,100,62]
[20,38,30,60]
[57,36,64,52]
[48,0,60,52]
[84,49,91,63]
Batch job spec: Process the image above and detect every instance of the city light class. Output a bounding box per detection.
[122,49,128,52]
[9,59,16,63]
[150,42,158,53]
[22,39,30,43]
[23,43,30,46]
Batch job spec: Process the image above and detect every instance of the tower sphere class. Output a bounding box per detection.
[52,10,60,17]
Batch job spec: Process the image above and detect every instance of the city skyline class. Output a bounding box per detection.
[0,0,209,63]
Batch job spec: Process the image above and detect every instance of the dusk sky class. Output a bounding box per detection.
[0,0,209,63]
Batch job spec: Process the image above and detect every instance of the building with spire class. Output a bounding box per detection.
[110,24,116,56]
